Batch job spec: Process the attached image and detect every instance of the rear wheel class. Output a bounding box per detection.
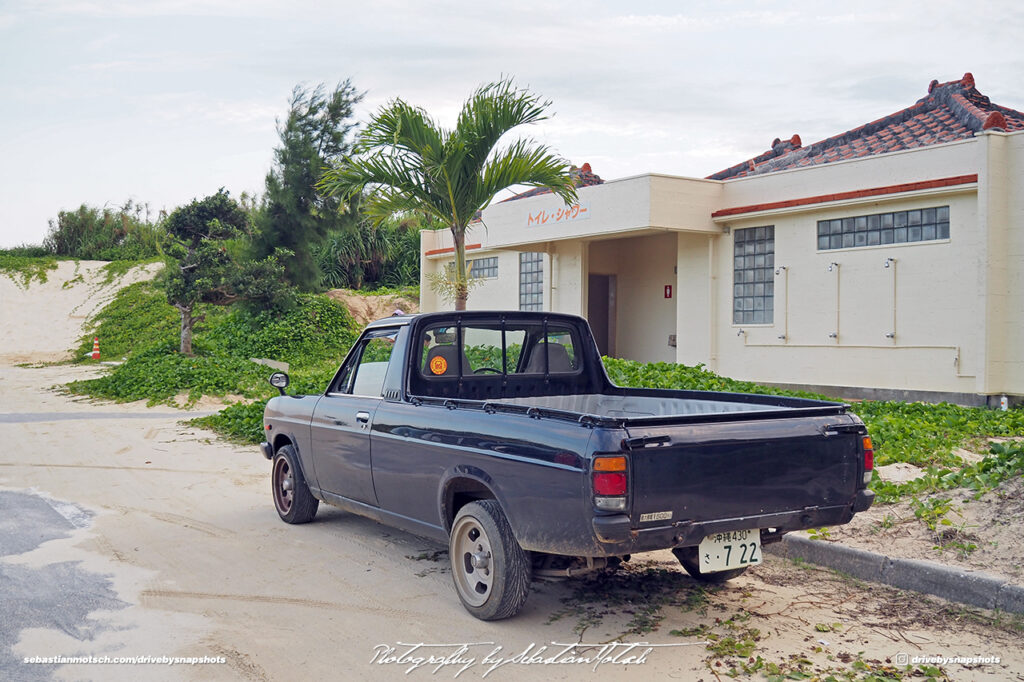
[449,500,531,620]
[272,445,319,524]
[673,547,748,583]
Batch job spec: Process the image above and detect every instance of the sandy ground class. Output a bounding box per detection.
[1,265,1022,681]
[805,475,1024,586]
[0,261,159,365]
[325,288,419,325]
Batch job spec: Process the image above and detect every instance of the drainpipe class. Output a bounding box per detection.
[775,265,789,342]
[707,234,718,370]
[884,258,897,340]
[827,262,840,342]
[547,243,558,311]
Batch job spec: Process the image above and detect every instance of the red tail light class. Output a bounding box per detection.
[862,436,874,485]
[593,473,627,495]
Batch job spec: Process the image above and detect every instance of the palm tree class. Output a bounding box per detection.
[318,79,578,310]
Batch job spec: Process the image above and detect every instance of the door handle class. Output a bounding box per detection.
[356,411,370,424]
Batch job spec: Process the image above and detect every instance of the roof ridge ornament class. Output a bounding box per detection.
[983,111,1007,131]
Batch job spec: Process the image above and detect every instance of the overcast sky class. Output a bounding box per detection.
[2,0,1022,247]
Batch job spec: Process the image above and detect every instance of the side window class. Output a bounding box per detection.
[519,326,579,374]
[335,332,396,396]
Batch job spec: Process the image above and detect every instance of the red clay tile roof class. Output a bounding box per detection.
[708,73,1024,181]
[500,162,604,202]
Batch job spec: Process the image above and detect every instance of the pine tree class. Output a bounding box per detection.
[253,81,363,290]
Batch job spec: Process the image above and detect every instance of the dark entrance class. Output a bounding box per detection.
[587,273,616,357]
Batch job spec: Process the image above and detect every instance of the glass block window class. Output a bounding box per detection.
[817,206,949,250]
[469,256,498,279]
[733,226,774,325]
[519,252,544,311]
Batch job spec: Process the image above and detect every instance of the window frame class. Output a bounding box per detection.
[329,329,398,397]
[519,252,544,311]
[732,225,775,325]
[469,256,499,279]
[816,206,950,251]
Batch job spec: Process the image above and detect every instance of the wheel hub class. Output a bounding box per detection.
[470,551,490,570]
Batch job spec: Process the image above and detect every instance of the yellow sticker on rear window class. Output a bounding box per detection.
[429,356,448,375]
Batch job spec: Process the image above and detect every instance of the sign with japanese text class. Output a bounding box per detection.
[526,202,591,228]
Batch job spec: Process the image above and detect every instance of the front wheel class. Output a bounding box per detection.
[272,445,319,524]
[672,547,748,583]
[449,500,531,620]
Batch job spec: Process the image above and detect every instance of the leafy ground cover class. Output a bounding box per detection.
[65,281,360,408]
[0,250,59,286]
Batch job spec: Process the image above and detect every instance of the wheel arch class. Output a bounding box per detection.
[439,467,505,535]
[270,433,315,488]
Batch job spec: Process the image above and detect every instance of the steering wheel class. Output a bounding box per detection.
[473,367,502,375]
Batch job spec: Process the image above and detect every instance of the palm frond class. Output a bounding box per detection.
[472,139,577,212]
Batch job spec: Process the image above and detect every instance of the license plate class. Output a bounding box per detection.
[697,529,762,573]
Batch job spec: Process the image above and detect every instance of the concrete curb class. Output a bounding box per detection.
[766,535,1024,614]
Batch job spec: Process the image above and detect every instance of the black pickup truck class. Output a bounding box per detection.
[260,311,874,620]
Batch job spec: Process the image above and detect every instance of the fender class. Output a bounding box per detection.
[270,431,320,496]
[437,464,512,535]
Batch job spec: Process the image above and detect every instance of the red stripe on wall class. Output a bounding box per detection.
[424,243,483,257]
[711,174,978,219]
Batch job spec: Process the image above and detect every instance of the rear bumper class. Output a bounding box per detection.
[260,441,274,460]
[591,495,872,555]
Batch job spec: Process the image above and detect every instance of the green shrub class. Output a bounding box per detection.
[66,341,269,405]
[44,201,164,260]
[203,293,359,368]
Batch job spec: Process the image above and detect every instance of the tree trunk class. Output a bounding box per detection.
[178,305,195,356]
[452,226,468,311]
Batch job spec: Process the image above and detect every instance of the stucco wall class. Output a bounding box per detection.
[984,132,1024,394]
[589,233,677,363]
[713,189,983,394]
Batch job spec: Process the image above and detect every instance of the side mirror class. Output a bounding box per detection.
[269,372,290,396]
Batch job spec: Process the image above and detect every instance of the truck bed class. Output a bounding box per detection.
[494,391,790,418]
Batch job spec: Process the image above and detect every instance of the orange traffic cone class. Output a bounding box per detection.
[91,337,100,360]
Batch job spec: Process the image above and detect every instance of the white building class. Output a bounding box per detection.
[420,74,1024,405]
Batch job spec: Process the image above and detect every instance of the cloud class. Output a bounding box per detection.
[20,0,283,18]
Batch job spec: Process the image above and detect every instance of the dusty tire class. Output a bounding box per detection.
[673,547,748,583]
[449,500,531,620]
[272,445,319,524]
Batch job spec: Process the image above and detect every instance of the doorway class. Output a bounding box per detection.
[587,273,617,357]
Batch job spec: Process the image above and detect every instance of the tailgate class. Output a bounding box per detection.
[626,414,863,527]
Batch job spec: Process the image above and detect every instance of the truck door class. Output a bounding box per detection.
[310,331,396,505]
